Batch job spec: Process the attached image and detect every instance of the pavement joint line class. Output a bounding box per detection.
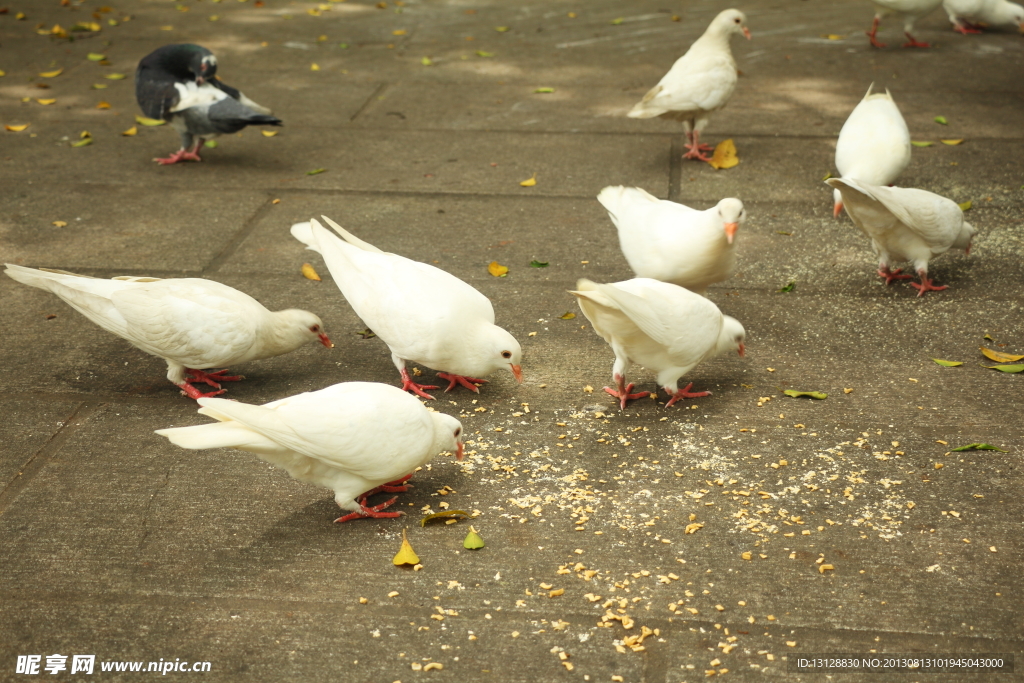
[0,401,104,518]
[17,392,187,405]
[202,197,280,276]
[349,81,393,123]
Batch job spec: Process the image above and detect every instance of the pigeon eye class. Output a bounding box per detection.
[501,350,512,359]
[310,325,320,333]
[454,428,461,437]
[734,17,741,23]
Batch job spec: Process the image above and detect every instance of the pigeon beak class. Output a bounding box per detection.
[196,76,205,85]
[742,26,752,40]
[738,343,746,357]
[456,440,464,461]
[833,201,844,218]
[723,222,739,245]
[318,332,334,348]
[510,364,524,384]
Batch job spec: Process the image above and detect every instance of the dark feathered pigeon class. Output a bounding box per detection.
[135,44,282,165]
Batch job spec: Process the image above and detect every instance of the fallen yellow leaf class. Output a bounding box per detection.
[104,73,127,80]
[310,63,320,71]
[488,261,509,277]
[52,221,68,227]
[392,529,420,566]
[707,139,739,170]
[261,130,278,137]
[5,124,29,132]
[393,29,407,35]
[559,312,576,320]
[519,174,537,187]
[941,139,964,145]
[80,131,91,139]
[135,115,166,126]
[38,69,63,78]
[36,98,56,105]
[121,126,137,136]
[0,70,6,77]
[96,101,111,109]
[301,263,321,281]
[980,346,1024,363]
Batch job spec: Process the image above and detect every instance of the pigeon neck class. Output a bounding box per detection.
[251,311,314,359]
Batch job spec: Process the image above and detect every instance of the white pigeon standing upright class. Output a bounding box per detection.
[291,216,523,398]
[825,178,976,295]
[864,0,945,48]
[627,9,750,161]
[597,186,745,296]
[943,0,1024,33]
[571,278,745,410]
[4,264,332,398]
[156,382,464,523]
[833,84,912,218]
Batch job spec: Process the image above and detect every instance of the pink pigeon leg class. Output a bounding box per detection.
[866,16,887,48]
[334,495,403,523]
[953,21,983,34]
[682,131,714,161]
[176,382,227,400]
[604,373,650,410]
[902,32,931,47]
[436,372,489,393]
[877,265,914,286]
[664,382,711,407]
[185,368,244,389]
[363,474,414,496]
[399,367,439,399]
[154,149,203,165]
[910,270,948,296]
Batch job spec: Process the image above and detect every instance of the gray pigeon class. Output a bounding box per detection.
[135,44,282,165]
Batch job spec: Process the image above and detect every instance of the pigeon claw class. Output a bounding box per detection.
[186,368,244,389]
[437,372,488,393]
[399,368,438,399]
[664,383,711,407]
[866,17,887,47]
[953,22,983,34]
[902,33,931,48]
[154,149,203,165]
[910,275,948,296]
[604,383,650,411]
[877,266,914,286]
[177,383,227,400]
[334,495,403,523]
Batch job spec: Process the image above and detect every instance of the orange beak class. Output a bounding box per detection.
[510,364,523,384]
[833,201,844,219]
[738,343,746,357]
[318,332,334,348]
[742,26,751,40]
[723,222,738,245]
[456,440,464,460]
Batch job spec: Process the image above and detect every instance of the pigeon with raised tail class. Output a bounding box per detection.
[4,264,332,398]
[825,178,975,295]
[571,278,745,410]
[136,44,282,165]
[156,382,464,523]
[833,84,911,218]
[598,185,745,296]
[291,217,523,398]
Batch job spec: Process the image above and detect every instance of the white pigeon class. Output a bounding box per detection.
[628,9,750,161]
[291,216,522,398]
[571,278,745,410]
[943,0,1024,33]
[156,382,464,523]
[833,84,911,218]
[597,186,745,296]
[864,0,944,48]
[825,178,976,295]
[4,264,332,398]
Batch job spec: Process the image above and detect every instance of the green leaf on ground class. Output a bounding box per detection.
[931,359,963,367]
[951,443,1007,452]
[984,364,1024,373]
[306,168,326,175]
[934,116,948,125]
[420,509,469,526]
[778,281,795,293]
[959,200,972,211]
[529,260,549,268]
[463,526,485,549]
[910,141,934,147]
[783,390,827,400]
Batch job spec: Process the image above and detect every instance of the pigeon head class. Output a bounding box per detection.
[274,309,333,350]
[716,198,745,244]
[172,44,218,84]
[993,0,1024,29]
[431,412,465,460]
[479,327,524,383]
[956,221,977,255]
[718,316,746,358]
[712,9,751,40]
